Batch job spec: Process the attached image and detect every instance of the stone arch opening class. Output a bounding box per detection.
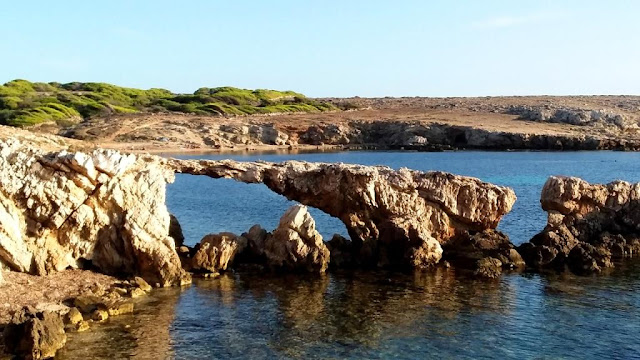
[166,174,349,247]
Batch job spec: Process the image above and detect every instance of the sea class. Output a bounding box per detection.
[58,150,640,359]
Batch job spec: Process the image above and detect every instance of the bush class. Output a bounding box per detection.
[0,79,338,127]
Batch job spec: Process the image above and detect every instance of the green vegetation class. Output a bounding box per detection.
[0,79,338,126]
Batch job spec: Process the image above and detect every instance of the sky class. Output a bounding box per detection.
[1,0,639,97]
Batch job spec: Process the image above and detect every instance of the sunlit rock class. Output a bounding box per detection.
[520,176,640,273]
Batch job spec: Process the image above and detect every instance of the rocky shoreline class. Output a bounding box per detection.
[36,95,640,153]
[66,118,640,153]
[2,129,640,358]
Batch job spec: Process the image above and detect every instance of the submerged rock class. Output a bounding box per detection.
[474,257,503,279]
[0,140,189,286]
[265,205,330,273]
[520,176,640,273]
[3,307,67,359]
[169,159,516,269]
[191,233,247,273]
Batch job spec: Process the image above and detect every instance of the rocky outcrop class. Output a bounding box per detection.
[0,135,518,280]
[508,105,637,130]
[443,230,525,278]
[3,307,67,359]
[189,206,331,273]
[169,158,516,269]
[0,139,189,286]
[519,176,640,273]
[299,121,639,151]
[190,233,247,273]
[265,205,330,273]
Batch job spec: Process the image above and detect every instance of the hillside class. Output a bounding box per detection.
[0,79,338,127]
[3,80,640,152]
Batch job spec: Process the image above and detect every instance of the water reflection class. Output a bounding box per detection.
[57,287,184,359]
[57,262,640,359]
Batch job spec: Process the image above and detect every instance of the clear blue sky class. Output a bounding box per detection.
[2,0,638,97]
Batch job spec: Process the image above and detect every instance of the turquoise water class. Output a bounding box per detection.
[61,151,640,359]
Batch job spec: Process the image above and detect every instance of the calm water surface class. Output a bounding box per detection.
[59,151,640,359]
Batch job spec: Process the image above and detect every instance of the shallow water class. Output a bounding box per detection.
[59,151,640,359]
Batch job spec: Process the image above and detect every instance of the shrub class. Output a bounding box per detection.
[0,79,338,126]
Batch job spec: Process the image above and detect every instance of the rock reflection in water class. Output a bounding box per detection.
[57,287,184,360]
[166,268,518,359]
[55,262,640,359]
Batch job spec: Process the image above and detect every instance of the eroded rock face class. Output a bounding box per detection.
[519,176,640,273]
[265,205,330,273]
[0,140,189,286]
[169,159,516,269]
[191,233,247,272]
[443,230,525,277]
[3,307,67,359]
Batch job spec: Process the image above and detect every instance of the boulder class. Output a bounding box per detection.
[443,229,525,273]
[3,307,67,359]
[241,224,269,260]
[326,234,354,268]
[474,257,503,278]
[191,232,247,273]
[520,176,640,273]
[169,214,185,248]
[169,159,516,269]
[264,205,330,273]
[0,140,189,286]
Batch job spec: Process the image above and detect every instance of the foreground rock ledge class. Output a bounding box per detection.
[167,158,517,268]
[519,176,640,273]
[0,139,189,286]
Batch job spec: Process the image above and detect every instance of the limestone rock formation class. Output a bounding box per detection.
[519,176,640,273]
[0,139,189,286]
[191,233,247,272]
[3,307,67,359]
[264,205,330,273]
[169,159,516,269]
[0,134,518,281]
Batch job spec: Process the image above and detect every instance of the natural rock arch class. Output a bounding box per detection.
[166,158,517,268]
